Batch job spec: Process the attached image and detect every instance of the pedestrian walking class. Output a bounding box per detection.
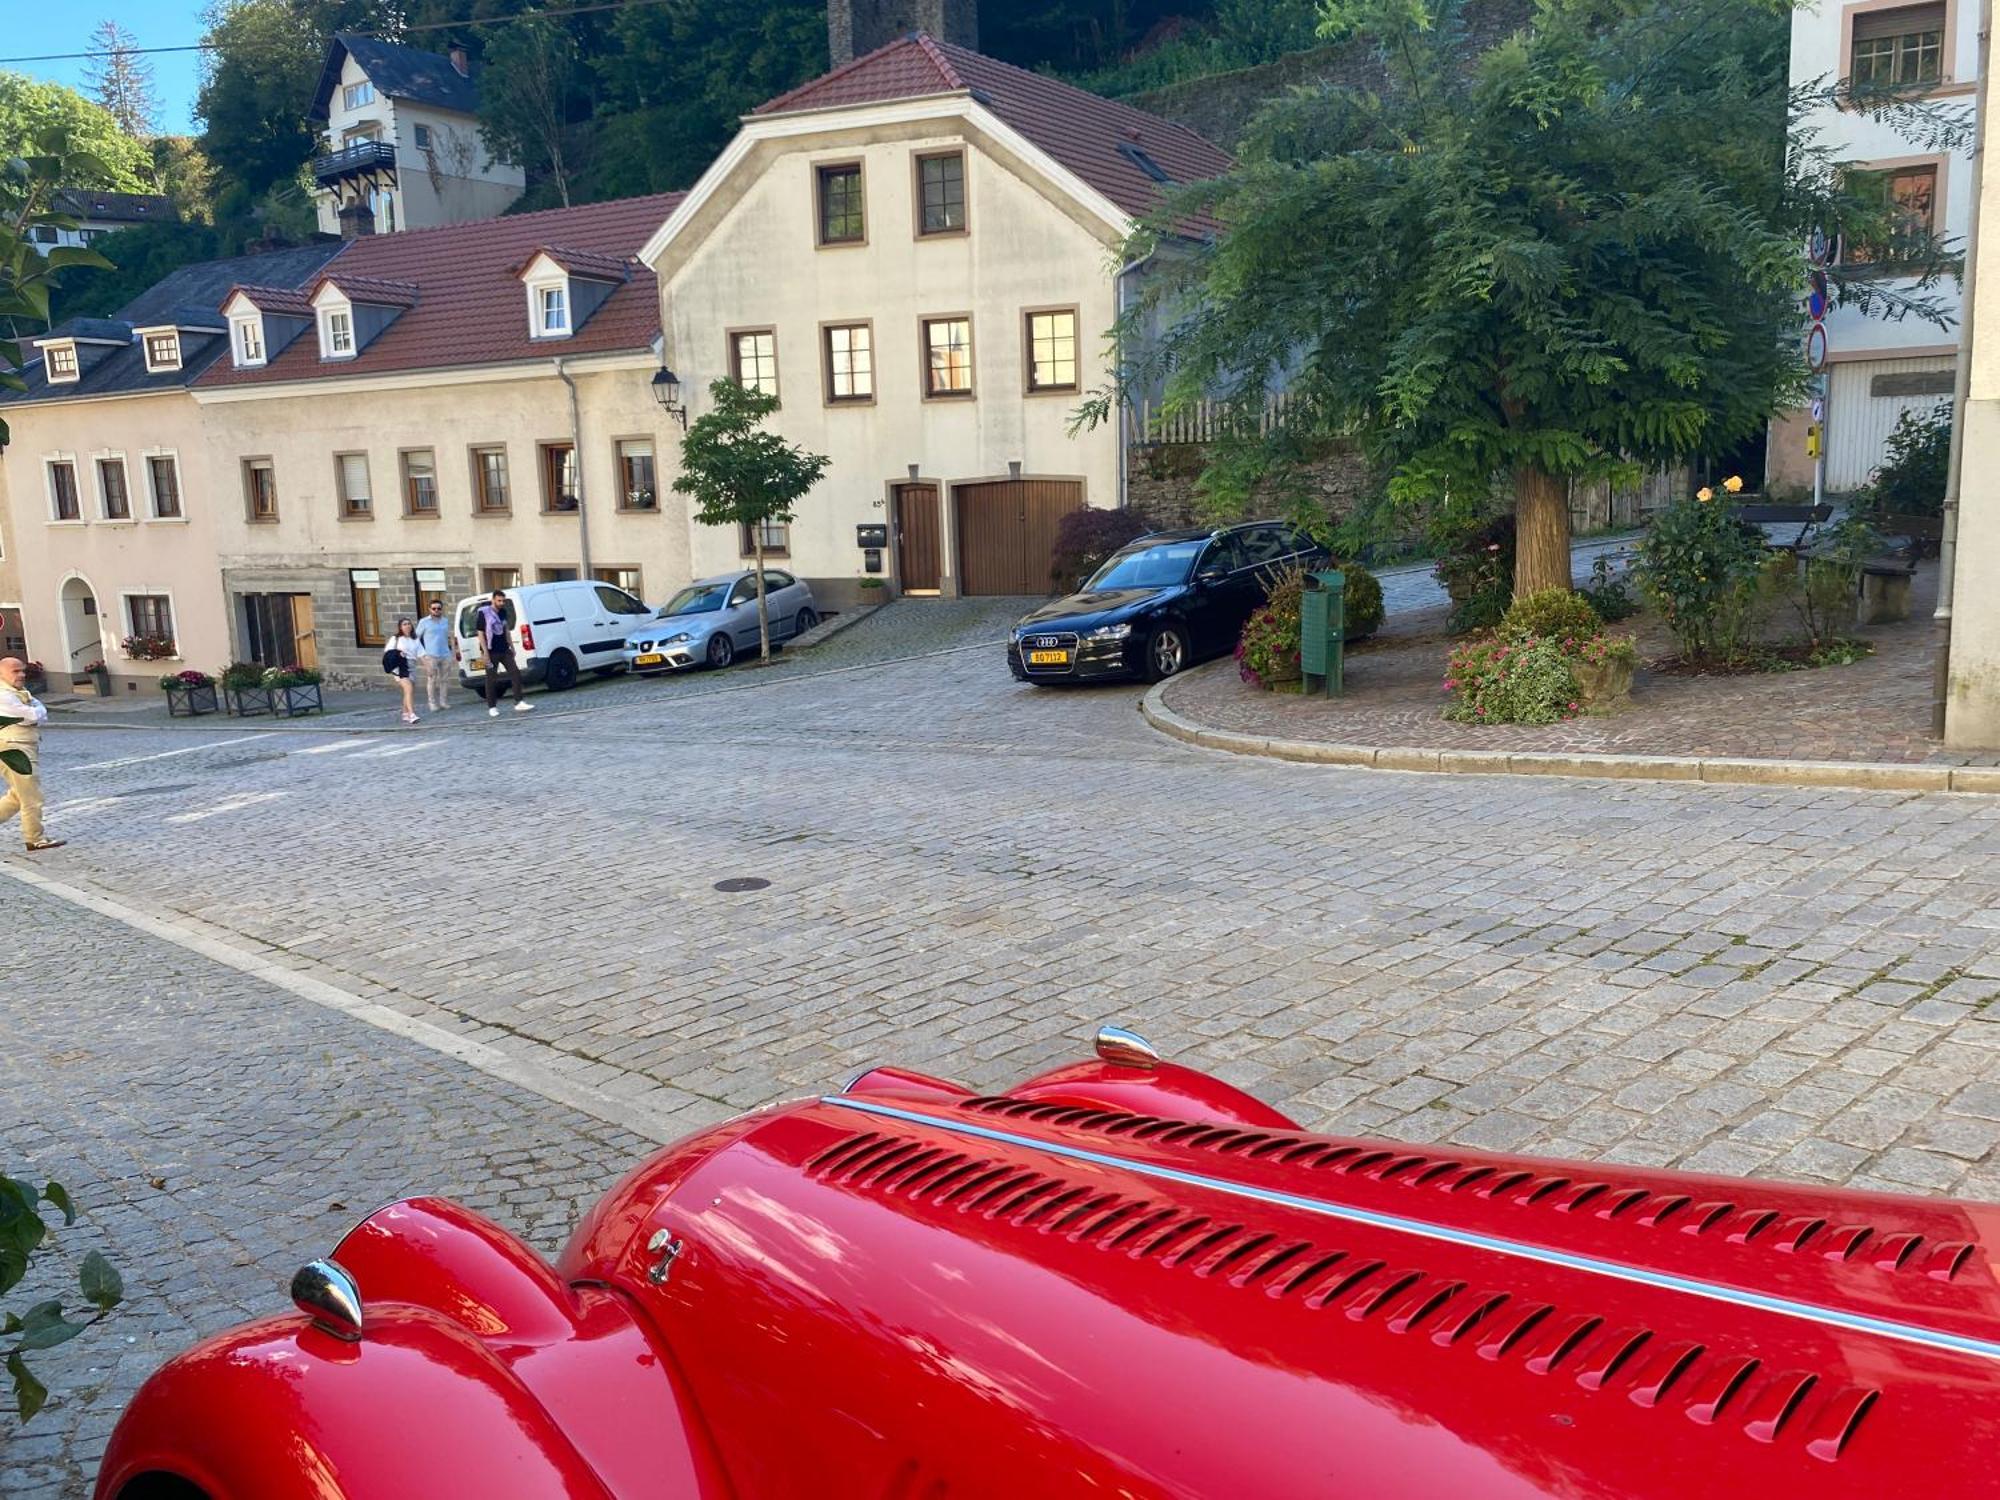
[0,656,64,852]
[415,598,455,711]
[476,590,534,718]
[384,618,421,724]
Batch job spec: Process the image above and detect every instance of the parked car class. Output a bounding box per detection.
[1008,520,1329,684]
[454,580,654,694]
[94,1025,2000,1497]
[622,569,818,673]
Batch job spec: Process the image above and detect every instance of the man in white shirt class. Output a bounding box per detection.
[0,657,62,852]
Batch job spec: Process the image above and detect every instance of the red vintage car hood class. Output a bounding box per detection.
[562,1086,2000,1498]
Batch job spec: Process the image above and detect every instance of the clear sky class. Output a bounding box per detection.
[1,4,208,135]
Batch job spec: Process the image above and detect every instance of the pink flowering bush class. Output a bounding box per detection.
[1443,632,1636,725]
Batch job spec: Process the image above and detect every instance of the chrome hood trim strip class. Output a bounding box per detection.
[824,1095,2000,1365]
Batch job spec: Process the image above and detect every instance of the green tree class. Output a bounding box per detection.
[0,75,153,192]
[85,19,159,139]
[673,379,830,663]
[2,134,114,443]
[477,12,586,207]
[48,222,223,324]
[1,1173,123,1422]
[1096,0,1959,598]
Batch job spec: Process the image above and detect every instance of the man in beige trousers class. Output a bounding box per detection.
[0,657,64,852]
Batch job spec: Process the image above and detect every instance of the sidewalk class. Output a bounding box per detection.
[1150,562,2000,788]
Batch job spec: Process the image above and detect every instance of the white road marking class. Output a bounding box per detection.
[163,791,288,824]
[71,735,269,772]
[295,740,366,755]
[348,740,440,759]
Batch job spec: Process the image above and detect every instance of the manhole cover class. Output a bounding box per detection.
[112,783,195,798]
[713,877,771,893]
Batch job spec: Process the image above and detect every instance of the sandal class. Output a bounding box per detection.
[24,839,66,853]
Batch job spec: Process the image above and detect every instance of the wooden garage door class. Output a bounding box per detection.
[953,480,1085,596]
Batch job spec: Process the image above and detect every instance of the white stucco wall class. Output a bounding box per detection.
[0,391,228,685]
[653,113,1124,593]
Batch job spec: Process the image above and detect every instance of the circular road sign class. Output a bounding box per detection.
[1805,324,1829,372]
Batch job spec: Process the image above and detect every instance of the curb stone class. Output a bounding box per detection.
[1140,678,1983,794]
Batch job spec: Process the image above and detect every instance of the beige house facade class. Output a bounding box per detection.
[0,460,26,663]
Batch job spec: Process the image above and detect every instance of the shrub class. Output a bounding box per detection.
[1858,401,1950,518]
[1339,562,1385,641]
[1052,507,1151,592]
[1765,516,1882,644]
[1500,587,1601,642]
[1633,488,1767,662]
[1433,512,1515,634]
[158,668,213,691]
[220,661,266,689]
[3,1176,122,1422]
[1579,554,1638,622]
[263,664,323,688]
[1443,636,1579,725]
[1237,563,1307,688]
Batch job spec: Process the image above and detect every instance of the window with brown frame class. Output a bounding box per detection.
[472,446,510,512]
[595,566,644,597]
[401,449,439,516]
[1848,163,1939,264]
[126,594,174,647]
[816,163,865,244]
[823,323,874,402]
[916,151,966,235]
[616,439,656,509]
[336,452,373,518]
[537,565,580,583]
[1025,310,1079,392]
[413,567,450,616]
[740,519,789,555]
[540,442,578,512]
[243,458,277,522]
[729,329,778,397]
[97,458,131,519]
[148,455,182,518]
[350,568,385,646]
[922,316,973,397]
[48,460,80,520]
[480,565,522,592]
[1852,3,1946,87]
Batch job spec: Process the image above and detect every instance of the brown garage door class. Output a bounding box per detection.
[953,480,1085,596]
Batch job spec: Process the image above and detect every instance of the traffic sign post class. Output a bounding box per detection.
[1804,255,1830,507]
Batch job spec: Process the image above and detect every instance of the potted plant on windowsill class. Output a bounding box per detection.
[266,664,324,716]
[221,661,275,717]
[159,668,219,717]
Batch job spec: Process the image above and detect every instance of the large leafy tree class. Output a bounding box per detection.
[0,75,153,193]
[2,134,113,443]
[476,12,587,206]
[674,379,830,663]
[1103,0,1959,596]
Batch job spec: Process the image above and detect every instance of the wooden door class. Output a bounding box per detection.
[895,484,942,594]
[290,594,319,669]
[953,480,1085,596]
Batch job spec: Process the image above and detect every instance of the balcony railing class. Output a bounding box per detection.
[312,140,397,186]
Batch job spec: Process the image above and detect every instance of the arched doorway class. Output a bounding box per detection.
[58,575,101,678]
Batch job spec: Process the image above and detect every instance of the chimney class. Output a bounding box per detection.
[448,43,470,76]
[337,200,377,239]
[828,0,978,66]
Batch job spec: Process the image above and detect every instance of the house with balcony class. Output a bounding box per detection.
[309,33,525,237]
[641,32,1230,597]
[1768,0,1980,494]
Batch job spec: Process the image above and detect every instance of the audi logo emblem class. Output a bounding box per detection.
[1032,636,1061,648]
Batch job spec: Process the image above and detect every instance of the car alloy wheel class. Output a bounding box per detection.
[795,607,818,637]
[1147,626,1188,682]
[707,634,736,669]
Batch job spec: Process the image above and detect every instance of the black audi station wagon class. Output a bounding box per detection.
[1008,521,1329,684]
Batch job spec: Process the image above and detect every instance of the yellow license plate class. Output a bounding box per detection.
[1028,649,1070,665]
[635,653,665,667]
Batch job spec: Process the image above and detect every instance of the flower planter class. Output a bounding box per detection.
[1573,655,1634,708]
[226,685,277,717]
[164,683,220,717]
[276,683,324,716]
[24,671,47,694]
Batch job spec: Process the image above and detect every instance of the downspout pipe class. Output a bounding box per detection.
[1935,0,1992,737]
[1114,251,1157,510]
[555,357,592,580]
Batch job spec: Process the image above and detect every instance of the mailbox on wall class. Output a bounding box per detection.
[855,523,889,549]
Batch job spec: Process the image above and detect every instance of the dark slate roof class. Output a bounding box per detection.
[311,33,480,120]
[51,189,176,226]
[2,241,344,405]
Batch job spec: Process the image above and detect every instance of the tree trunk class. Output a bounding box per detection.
[752,533,772,662]
[1513,467,1573,597]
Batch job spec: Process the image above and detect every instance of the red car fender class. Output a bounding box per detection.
[1002,1057,1301,1128]
[95,1201,731,1500]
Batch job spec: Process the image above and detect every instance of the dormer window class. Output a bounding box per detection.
[539,285,569,336]
[322,306,355,359]
[233,317,265,367]
[142,330,182,373]
[44,342,79,384]
[517,249,622,341]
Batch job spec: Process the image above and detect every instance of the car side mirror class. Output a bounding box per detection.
[1196,568,1226,585]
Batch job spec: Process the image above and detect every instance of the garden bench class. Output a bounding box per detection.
[1877,512,1944,560]
[1731,502,1831,554]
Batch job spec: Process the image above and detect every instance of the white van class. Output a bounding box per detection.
[454,580,654,694]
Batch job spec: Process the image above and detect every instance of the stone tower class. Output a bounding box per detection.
[828,0,979,65]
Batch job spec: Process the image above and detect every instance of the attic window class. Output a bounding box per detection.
[414,123,434,151]
[233,317,265,368]
[538,284,570,337]
[143,331,182,373]
[321,306,355,359]
[1117,142,1172,184]
[44,342,79,384]
[344,80,375,110]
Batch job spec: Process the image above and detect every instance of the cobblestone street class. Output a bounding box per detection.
[11,601,2000,1485]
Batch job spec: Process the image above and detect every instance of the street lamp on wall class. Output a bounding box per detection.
[651,366,686,430]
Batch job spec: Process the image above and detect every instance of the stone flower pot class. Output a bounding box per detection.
[1574,656,1634,708]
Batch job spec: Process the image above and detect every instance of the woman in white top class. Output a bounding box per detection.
[385,617,421,724]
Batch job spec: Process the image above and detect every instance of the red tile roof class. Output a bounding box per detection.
[199,192,683,388]
[310,272,420,307]
[223,284,314,317]
[519,245,633,282]
[753,34,1231,228]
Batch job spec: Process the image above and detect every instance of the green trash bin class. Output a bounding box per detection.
[1300,569,1345,697]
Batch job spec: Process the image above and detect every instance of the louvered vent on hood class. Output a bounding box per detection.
[955,1097,1975,1283]
[806,1130,1881,1461]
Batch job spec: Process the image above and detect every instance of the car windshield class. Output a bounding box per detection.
[1084,541,1205,591]
[661,583,729,616]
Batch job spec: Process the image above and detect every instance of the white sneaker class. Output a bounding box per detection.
[514,699,535,712]
[489,706,499,718]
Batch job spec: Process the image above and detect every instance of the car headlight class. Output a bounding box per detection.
[1087,623,1133,640]
[665,632,692,645]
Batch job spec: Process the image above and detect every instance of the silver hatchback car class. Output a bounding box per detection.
[622,568,820,672]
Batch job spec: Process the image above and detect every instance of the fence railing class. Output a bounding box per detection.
[1126,392,1303,446]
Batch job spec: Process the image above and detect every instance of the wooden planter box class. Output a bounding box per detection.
[164,683,220,717]
[275,683,324,716]
[226,685,277,717]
